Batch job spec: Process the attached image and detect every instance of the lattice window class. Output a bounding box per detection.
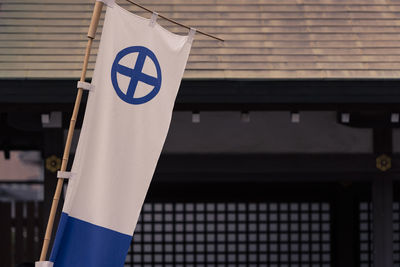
[125,202,331,267]
[394,202,400,266]
[359,202,373,267]
[358,201,400,267]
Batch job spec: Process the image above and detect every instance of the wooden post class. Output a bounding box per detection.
[0,202,12,267]
[39,1,104,261]
[42,128,64,260]
[372,128,393,267]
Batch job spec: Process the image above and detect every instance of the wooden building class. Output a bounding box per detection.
[1,0,400,266]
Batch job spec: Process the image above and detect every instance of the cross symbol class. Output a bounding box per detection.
[111,46,162,105]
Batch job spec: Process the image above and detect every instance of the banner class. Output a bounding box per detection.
[49,3,194,266]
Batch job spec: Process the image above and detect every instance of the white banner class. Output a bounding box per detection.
[50,4,194,266]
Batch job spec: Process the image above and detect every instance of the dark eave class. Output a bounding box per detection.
[1,79,400,112]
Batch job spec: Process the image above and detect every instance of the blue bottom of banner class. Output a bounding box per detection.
[50,212,132,267]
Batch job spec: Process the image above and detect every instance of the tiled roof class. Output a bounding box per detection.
[1,0,400,79]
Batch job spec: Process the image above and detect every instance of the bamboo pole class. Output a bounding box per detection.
[39,0,221,261]
[125,0,224,42]
[39,1,104,261]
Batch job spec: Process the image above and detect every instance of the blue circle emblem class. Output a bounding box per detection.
[111,46,162,105]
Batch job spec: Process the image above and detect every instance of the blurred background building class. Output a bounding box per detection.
[1,0,400,266]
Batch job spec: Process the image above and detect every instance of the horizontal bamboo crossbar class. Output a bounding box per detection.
[125,0,224,42]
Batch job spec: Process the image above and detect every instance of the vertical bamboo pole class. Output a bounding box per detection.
[39,1,104,261]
